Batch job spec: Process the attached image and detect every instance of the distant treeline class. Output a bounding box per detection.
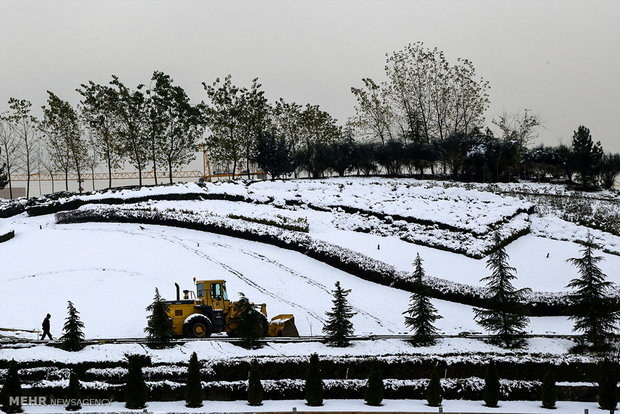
[0,42,618,199]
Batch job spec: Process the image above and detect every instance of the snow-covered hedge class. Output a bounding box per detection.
[56,206,588,315]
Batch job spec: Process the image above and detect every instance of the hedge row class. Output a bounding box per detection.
[55,207,583,315]
[0,229,14,243]
[0,353,599,383]
[25,192,210,216]
[5,377,599,402]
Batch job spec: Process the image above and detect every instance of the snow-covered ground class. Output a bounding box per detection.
[17,398,612,414]
[1,215,580,340]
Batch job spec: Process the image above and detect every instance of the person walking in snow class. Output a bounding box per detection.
[41,313,53,340]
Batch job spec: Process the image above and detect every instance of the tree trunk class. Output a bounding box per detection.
[152,144,158,186]
[168,159,173,184]
[107,159,112,189]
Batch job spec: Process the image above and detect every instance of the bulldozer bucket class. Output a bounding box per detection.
[267,314,299,337]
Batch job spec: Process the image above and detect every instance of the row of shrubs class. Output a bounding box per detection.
[1,354,601,384]
[55,207,584,315]
[2,355,617,409]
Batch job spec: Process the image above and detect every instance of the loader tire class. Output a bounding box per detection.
[184,316,212,338]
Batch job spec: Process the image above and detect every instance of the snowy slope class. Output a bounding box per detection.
[1,214,574,339]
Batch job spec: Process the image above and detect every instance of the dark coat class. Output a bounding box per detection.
[42,317,50,331]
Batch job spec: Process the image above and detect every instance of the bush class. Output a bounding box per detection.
[364,360,384,406]
[305,353,323,406]
[247,360,263,406]
[597,358,618,411]
[483,363,500,407]
[540,369,556,409]
[426,369,443,407]
[185,352,203,408]
[65,370,82,411]
[0,360,23,413]
[124,355,148,409]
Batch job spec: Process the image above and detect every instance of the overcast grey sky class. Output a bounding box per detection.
[1,0,619,152]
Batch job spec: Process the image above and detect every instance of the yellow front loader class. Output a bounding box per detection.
[164,279,299,338]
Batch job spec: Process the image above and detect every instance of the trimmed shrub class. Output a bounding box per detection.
[541,369,556,409]
[65,370,82,411]
[483,363,500,407]
[305,353,323,406]
[364,360,384,406]
[426,369,443,407]
[247,360,263,406]
[185,352,203,408]
[124,355,148,409]
[0,360,23,413]
[597,358,618,411]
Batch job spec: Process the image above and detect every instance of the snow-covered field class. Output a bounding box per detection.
[1,178,618,343]
[1,178,618,411]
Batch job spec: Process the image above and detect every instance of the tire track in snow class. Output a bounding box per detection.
[79,224,326,325]
[4,267,143,283]
[239,249,398,333]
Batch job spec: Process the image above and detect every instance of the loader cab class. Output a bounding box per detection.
[195,279,229,311]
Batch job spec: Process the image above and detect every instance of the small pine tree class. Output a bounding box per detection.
[144,288,175,348]
[540,369,556,409]
[483,362,500,408]
[0,359,22,413]
[473,233,531,348]
[364,360,384,406]
[597,358,618,411]
[403,253,442,346]
[323,281,356,347]
[565,234,619,351]
[235,294,265,349]
[304,353,323,406]
[572,125,604,188]
[426,369,443,407]
[60,301,85,352]
[247,359,263,406]
[185,352,203,408]
[65,370,82,411]
[124,355,148,409]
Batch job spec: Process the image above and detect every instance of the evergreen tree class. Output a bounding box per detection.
[60,301,85,352]
[185,352,203,408]
[364,360,384,406]
[235,294,265,349]
[473,233,531,348]
[304,353,323,406]
[254,131,294,179]
[0,359,22,413]
[566,234,619,350]
[540,369,556,409]
[247,359,263,406]
[597,358,618,411]
[124,355,148,409]
[65,370,82,411]
[483,362,500,408]
[426,369,443,407]
[323,281,356,347]
[403,253,442,346]
[144,288,175,348]
[572,125,604,188]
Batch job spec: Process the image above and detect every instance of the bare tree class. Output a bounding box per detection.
[0,112,22,199]
[350,78,395,145]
